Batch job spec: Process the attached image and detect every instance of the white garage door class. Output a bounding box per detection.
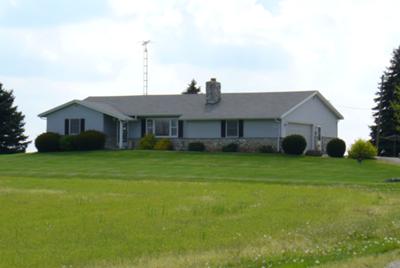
[286,123,313,150]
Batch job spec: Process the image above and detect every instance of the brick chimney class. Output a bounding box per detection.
[206,78,221,104]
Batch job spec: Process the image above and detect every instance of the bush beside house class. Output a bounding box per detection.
[75,131,106,150]
[327,138,346,158]
[59,135,77,151]
[35,130,106,152]
[35,132,61,152]
[138,134,157,150]
[282,135,307,155]
[154,139,173,150]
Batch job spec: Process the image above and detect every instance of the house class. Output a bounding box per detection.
[38,78,343,152]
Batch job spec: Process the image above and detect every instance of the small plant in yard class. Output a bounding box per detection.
[348,139,377,162]
[35,132,61,152]
[327,138,346,158]
[188,142,206,151]
[138,134,157,150]
[258,145,276,153]
[154,139,173,150]
[222,143,239,152]
[282,135,307,155]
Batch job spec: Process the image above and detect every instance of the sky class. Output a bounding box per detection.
[1,0,400,152]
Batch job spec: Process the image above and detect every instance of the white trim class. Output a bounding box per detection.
[280,91,344,120]
[38,100,133,121]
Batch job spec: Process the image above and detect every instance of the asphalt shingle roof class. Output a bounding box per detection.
[84,91,317,120]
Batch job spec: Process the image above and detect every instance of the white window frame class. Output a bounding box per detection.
[146,118,178,138]
[69,118,81,135]
[226,120,239,138]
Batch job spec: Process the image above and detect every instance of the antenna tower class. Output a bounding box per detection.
[142,40,151,95]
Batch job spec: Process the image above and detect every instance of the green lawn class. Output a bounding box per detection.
[0,151,400,267]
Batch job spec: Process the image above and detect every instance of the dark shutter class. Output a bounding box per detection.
[239,120,244,137]
[80,119,85,132]
[141,118,146,137]
[178,120,184,138]
[221,120,226,138]
[64,119,69,135]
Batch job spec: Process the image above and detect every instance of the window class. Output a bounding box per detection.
[70,119,80,135]
[226,120,239,137]
[146,118,178,137]
[155,119,170,136]
[146,119,154,134]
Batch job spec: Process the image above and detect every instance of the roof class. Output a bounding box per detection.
[38,100,133,121]
[39,91,344,120]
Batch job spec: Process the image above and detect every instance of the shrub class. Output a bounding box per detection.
[59,135,78,151]
[154,139,173,150]
[348,139,377,161]
[222,143,239,152]
[188,142,205,152]
[305,150,323,157]
[138,134,157,150]
[258,145,276,153]
[282,135,307,155]
[75,130,106,151]
[327,138,346,158]
[35,132,61,152]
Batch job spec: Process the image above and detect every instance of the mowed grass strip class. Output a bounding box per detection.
[0,150,399,185]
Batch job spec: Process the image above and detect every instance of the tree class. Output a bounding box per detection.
[370,46,400,156]
[0,83,29,153]
[182,79,201,94]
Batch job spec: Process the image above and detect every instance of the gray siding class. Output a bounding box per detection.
[103,115,117,138]
[283,95,338,138]
[46,104,104,135]
[244,120,280,138]
[183,120,221,138]
[183,119,280,139]
[286,123,313,150]
[128,121,141,138]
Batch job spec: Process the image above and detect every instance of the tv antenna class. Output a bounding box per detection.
[142,40,151,95]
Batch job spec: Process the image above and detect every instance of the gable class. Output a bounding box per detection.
[282,94,340,137]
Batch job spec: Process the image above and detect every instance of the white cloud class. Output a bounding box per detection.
[2,0,400,151]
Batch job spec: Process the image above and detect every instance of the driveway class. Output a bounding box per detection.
[377,157,400,165]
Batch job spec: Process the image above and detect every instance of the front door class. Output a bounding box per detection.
[116,121,128,148]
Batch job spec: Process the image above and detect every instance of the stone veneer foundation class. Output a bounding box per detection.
[110,136,336,153]
[128,138,278,152]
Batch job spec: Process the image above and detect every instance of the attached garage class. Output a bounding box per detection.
[286,123,313,150]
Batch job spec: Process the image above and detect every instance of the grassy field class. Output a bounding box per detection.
[0,150,400,267]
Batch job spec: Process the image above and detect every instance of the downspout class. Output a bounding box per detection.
[274,118,281,152]
[119,120,124,149]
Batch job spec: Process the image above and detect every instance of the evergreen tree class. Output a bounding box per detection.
[0,83,29,153]
[370,46,400,156]
[182,79,201,94]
